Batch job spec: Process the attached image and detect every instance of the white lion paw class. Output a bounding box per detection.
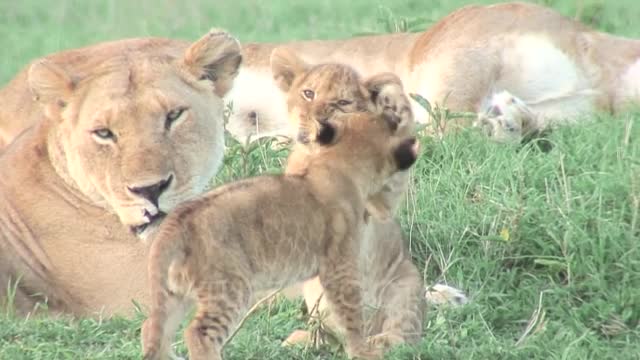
[169,353,186,360]
[475,90,540,143]
[425,283,468,306]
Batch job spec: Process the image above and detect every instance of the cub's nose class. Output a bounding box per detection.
[127,175,173,207]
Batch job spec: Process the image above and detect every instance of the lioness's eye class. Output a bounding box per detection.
[165,107,188,130]
[92,128,116,142]
[337,99,352,106]
[302,89,315,101]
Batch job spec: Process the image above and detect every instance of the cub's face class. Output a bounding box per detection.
[270,47,415,143]
[28,31,242,237]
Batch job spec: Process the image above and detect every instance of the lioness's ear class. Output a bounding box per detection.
[28,59,75,119]
[393,137,419,170]
[363,72,403,102]
[184,29,242,97]
[270,47,309,92]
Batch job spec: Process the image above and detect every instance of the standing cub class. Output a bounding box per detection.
[141,112,419,360]
[270,47,426,350]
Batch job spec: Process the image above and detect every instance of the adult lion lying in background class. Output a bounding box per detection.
[225,1,640,144]
[0,30,242,316]
[3,2,639,150]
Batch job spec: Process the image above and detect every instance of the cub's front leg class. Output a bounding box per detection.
[366,256,425,349]
[318,241,381,360]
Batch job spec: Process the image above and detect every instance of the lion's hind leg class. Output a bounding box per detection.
[142,293,188,360]
[183,273,252,360]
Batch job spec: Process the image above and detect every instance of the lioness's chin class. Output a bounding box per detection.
[130,211,167,241]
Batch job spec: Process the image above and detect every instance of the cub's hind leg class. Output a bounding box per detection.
[142,293,189,360]
[184,273,252,360]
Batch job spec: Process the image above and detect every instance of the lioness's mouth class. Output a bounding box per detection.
[130,211,167,236]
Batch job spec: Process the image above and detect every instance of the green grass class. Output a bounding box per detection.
[1,0,640,359]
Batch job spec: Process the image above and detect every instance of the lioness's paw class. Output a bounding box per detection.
[475,90,538,143]
[425,283,468,306]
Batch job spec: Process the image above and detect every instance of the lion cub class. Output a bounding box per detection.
[270,46,415,217]
[270,47,428,351]
[270,47,414,144]
[141,112,419,360]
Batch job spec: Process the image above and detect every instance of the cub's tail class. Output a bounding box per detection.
[142,217,188,360]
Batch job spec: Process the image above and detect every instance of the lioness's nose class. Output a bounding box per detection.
[127,175,173,207]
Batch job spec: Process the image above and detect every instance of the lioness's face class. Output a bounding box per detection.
[28,31,242,237]
[270,47,414,143]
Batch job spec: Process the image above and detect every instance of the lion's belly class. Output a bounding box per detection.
[407,33,602,126]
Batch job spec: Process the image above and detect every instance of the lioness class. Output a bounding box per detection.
[0,30,242,316]
[141,111,419,360]
[223,2,640,144]
[271,48,467,350]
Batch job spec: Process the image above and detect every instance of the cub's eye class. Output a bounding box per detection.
[302,89,315,101]
[337,99,352,107]
[165,107,188,130]
[92,128,116,142]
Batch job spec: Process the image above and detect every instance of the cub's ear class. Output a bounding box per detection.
[363,72,403,103]
[28,59,75,119]
[393,137,419,170]
[270,47,309,92]
[183,29,242,97]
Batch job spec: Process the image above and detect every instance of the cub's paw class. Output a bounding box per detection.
[378,91,414,135]
[367,332,404,350]
[281,329,312,347]
[348,342,384,360]
[425,283,469,306]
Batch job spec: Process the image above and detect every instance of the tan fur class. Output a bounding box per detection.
[141,112,419,360]
[270,49,424,351]
[0,30,242,316]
